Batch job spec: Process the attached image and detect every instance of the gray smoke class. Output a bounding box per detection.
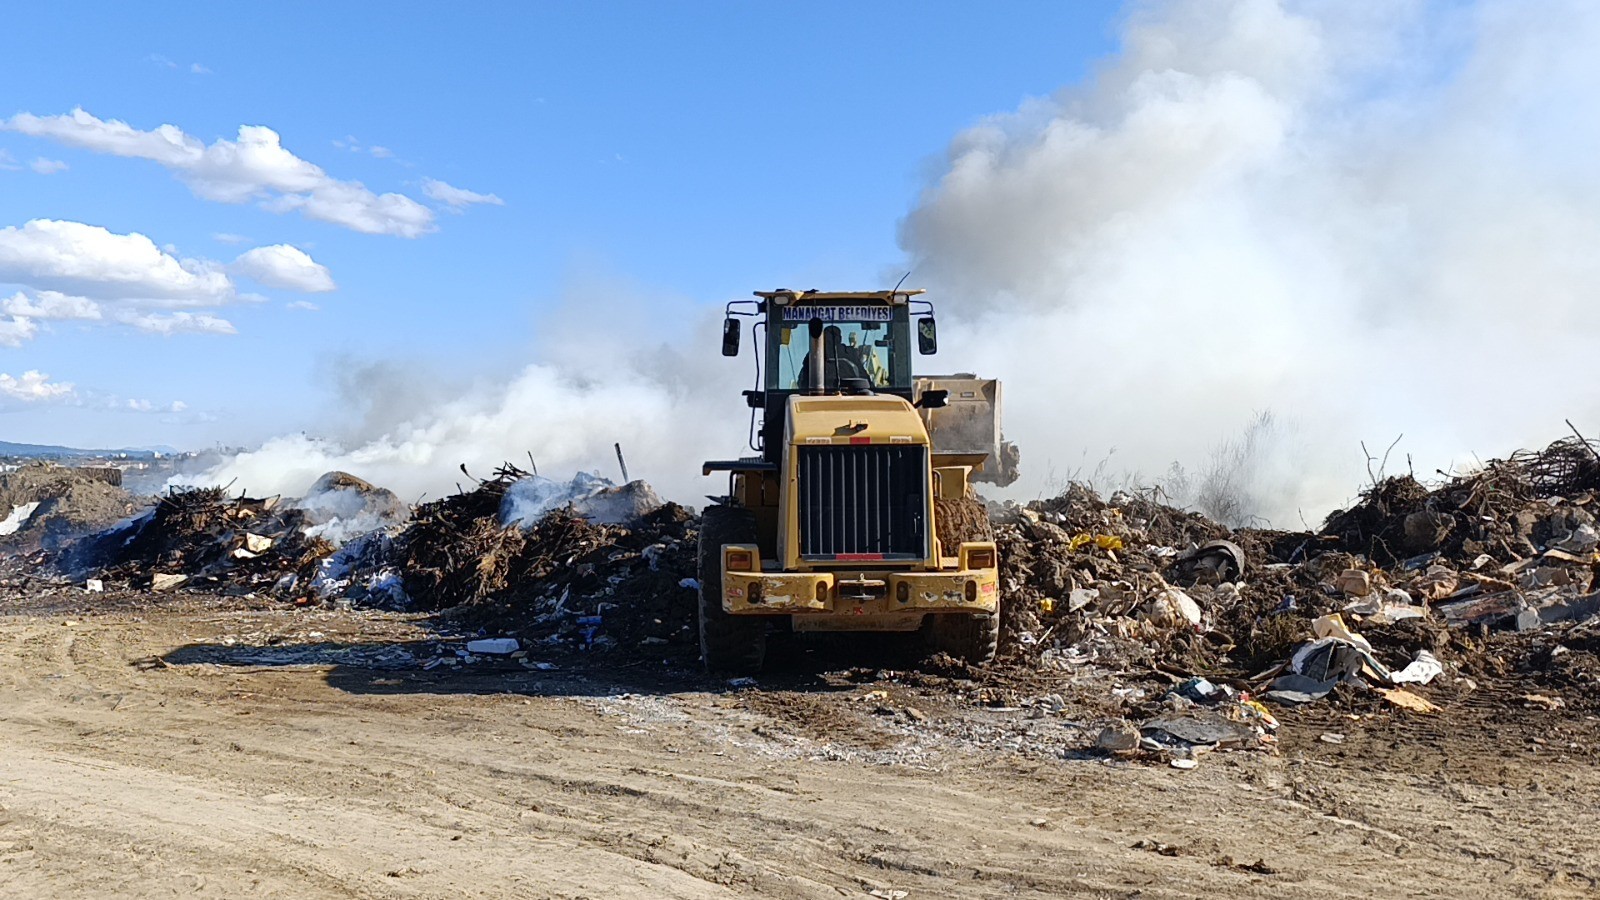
[901,0,1600,523]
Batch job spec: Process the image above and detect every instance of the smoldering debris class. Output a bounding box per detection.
[73,486,335,593]
[294,471,412,546]
[383,463,694,649]
[45,462,696,656]
[10,435,1600,762]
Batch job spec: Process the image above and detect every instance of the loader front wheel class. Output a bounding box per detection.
[924,611,999,665]
[697,505,766,674]
[926,496,999,664]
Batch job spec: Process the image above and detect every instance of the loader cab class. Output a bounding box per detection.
[737,290,927,465]
[767,302,913,395]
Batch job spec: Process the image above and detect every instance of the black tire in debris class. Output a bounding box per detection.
[698,505,767,673]
[924,497,999,664]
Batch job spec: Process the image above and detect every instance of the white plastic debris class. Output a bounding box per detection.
[1389,650,1444,686]
[0,502,41,536]
[244,533,274,554]
[84,578,104,593]
[151,573,188,592]
[466,637,520,655]
[678,577,700,589]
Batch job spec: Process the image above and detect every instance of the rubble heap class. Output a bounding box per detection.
[78,486,334,593]
[304,464,698,651]
[988,435,1600,745]
[23,435,1600,726]
[390,464,693,647]
[0,463,144,553]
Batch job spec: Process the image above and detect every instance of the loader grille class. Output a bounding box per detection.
[796,445,926,560]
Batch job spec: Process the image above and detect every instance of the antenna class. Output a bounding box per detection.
[891,270,912,296]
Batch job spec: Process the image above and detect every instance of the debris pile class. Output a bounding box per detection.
[991,435,1600,757]
[49,460,692,646]
[76,486,334,593]
[299,464,697,651]
[0,463,144,553]
[294,471,411,545]
[16,433,1600,749]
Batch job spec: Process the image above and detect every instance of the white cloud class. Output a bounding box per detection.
[114,310,237,336]
[421,178,504,210]
[1,291,103,320]
[99,394,187,415]
[286,299,320,311]
[264,181,433,235]
[190,63,211,75]
[147,54,177,69]
[29,157,67,175]
[2,109,435,237]
[211,232,249,245]
[0,149,17,171]
[231,244,336,293]
[369,146,393,159]
[0,316,38,347]
[0,219,233,304]
[0,370,74,403]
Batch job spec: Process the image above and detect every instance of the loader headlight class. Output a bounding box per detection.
[965,580,979,603]
[896,581,910,603]
[965,547,996,570]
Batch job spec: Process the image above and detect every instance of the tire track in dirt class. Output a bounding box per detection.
[5,604,1600,898]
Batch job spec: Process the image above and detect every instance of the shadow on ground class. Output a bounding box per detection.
[159,631,935,699]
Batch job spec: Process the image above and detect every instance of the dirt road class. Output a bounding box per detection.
[1,594,1596,898]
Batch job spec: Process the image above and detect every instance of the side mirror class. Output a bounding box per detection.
[915,389,949,409]
[721,318,740,357]
[917,316,938,355]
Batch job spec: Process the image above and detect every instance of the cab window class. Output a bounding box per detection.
[774,319,897,390]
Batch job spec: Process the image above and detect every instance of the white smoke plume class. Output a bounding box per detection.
[901,0,1600,523]
[200,0,1600,527]
[194,286,751,506]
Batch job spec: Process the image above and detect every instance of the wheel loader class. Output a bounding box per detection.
[699,288,1017,672]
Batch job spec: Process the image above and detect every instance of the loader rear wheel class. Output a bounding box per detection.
[698,505,766,674]
[926,496,999,664]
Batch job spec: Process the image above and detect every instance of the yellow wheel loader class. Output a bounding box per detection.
[699,289,1016,673]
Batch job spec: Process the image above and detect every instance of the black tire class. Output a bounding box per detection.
[925,497,999,664]
[698,505,767,674]
[925,611,999,664]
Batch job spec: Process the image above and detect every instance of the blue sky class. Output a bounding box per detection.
[0,1,1122,451]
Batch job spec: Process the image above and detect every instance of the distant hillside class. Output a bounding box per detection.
[0,440,161,459]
